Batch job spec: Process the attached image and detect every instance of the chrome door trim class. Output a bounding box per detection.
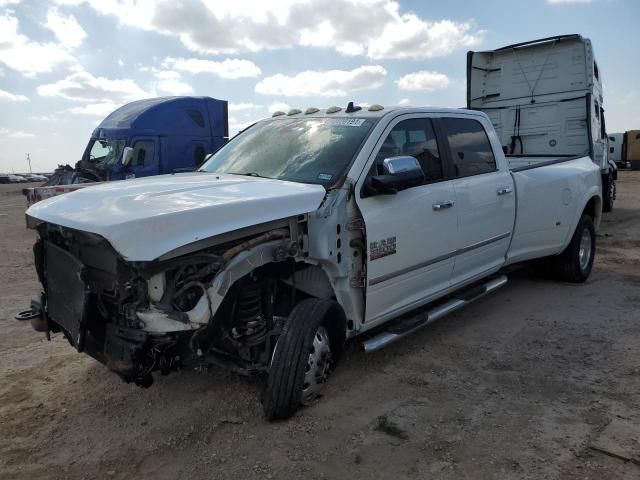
[368,231,511,286]
[456,231,512,255]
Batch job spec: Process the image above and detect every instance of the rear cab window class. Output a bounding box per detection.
[440,117,497,177]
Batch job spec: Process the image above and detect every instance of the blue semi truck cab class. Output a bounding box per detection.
[75,96,228,181]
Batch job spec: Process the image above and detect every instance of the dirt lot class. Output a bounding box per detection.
[1,174,639,480]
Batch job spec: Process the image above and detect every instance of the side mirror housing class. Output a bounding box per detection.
[121,147,133,166]
[362,156,425,197]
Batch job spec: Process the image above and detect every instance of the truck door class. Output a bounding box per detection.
[127,137,158,178]
[438,116,515,284]
[356,115,458,326]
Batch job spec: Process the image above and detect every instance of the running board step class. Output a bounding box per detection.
[361,275,508,353]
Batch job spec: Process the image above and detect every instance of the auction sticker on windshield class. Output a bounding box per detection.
[328,118,367,127]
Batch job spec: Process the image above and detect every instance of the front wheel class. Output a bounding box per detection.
[262,299,344,421]
[553,214,596,283]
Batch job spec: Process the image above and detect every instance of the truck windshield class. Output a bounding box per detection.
[87,138,125,165]
[199,117,376,187]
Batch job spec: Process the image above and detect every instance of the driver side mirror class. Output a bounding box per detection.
[121,147,133,166]
[362,156,425,197]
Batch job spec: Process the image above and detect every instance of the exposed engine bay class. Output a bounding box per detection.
[32,221,318,387]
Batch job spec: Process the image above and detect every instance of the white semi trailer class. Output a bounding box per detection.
[467,34,617,211]
[608,133,624,167]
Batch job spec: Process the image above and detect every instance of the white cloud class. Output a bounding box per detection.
[0,0,21,6]
[269,102,290,113]
[0,127,35,139]
[229,102,261,111]
[256,65,387,97]
[396,70,450,91]
[38,69,151,103]
[30,114,57,121]
[162,57,261,79]
[0,12,75,77]
[0,89,28,102]
[367,10,482,59]
[152,70,194,95]
[56,1,483,60]
[69,102,119,116]
[45,8,87,49]
[398,98,411,106]
[155,70,180,80]
[228,115,257,136]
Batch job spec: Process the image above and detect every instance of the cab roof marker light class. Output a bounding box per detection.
[272,111,285,117]
[287,109,302,115]
[368,104,384,111]
[326,106,342,113]
[305,107,319,114]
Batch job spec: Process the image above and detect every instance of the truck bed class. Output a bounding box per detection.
[505,155,600,265]
[506,154,585,171]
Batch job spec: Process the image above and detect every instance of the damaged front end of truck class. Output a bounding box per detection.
[28,219,307,387]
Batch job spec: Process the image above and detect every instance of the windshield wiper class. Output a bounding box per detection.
[230,172,271,179]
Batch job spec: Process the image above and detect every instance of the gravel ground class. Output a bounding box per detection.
[1,173,639,480]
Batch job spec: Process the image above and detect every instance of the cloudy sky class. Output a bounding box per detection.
[0,0,638,173]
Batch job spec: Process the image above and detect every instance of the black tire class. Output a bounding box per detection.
[263,298,344,421]
[602,174,615,213]
[553,214,596,283]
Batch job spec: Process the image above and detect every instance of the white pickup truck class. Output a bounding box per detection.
[24,105,602,420]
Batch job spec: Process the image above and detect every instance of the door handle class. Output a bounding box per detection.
[432,200,455,210]
[497,186,513,196]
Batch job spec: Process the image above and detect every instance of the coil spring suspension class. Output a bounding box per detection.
[232,280,267,339]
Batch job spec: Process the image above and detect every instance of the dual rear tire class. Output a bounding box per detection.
[553,214,596,283]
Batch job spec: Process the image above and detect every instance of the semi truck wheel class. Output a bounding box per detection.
[263,298,344,421]
[554,214,596,283]
[602,173,615,212]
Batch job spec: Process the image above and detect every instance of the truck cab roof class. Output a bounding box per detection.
[92,96,228,139]
[261,105,485,122]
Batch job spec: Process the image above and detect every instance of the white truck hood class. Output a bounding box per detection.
[26,172,326,261]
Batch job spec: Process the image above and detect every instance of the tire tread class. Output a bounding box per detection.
[263,299,340,420]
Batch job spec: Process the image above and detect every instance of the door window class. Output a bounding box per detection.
[372,118,443,183]
[132,140,154,166]
[440,118,497,177]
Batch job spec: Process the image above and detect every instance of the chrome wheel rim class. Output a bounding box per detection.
[578,229,592,270]
[301,325,332,405]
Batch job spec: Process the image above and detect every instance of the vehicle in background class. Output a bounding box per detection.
[608,133,625,168]
[23,174,49,182]
[623,130,640,170]
[2,174,29,183]
[24,96,229,205]
[467,34,617,212]
[24,104,602,420]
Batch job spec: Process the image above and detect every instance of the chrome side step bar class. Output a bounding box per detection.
[361,275,508,353]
